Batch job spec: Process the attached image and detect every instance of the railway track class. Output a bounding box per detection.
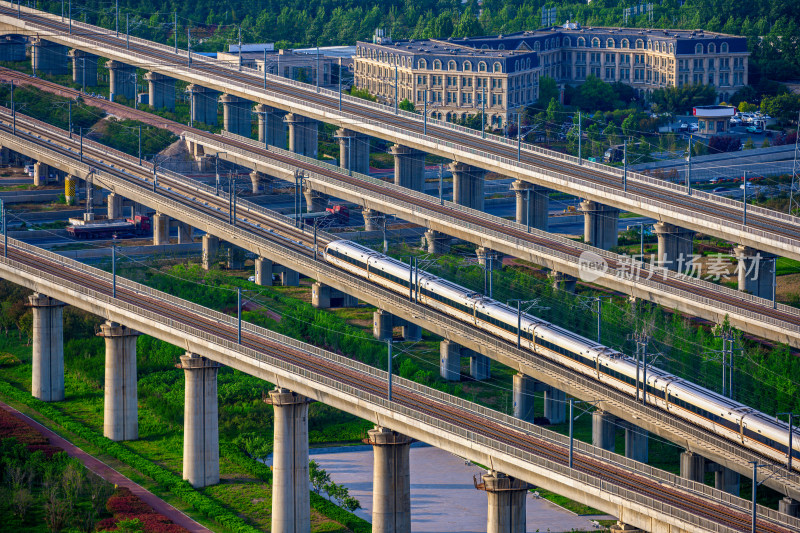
[3,3,798,250]
[0,238,791,533]
[0,81,798,341]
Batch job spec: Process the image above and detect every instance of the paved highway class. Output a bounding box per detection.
[1,2,800,262]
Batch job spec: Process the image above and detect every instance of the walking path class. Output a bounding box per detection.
[0,400,213,533]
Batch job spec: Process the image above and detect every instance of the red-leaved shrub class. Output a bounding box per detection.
[99,487,190,533]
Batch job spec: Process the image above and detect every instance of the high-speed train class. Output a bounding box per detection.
[324,239,800,470]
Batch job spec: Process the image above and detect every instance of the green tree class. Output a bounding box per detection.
[569,75,616,111]
[760,93,800,124]
[536,76,559,107]
[650,84,716,114]
[398,98,416,112]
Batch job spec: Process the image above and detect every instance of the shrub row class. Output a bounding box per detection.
[0,381,261,533]
[99,486,190,533]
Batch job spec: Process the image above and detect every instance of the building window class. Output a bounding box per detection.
[607,39,615,48]
[709,43,716,54]
[695,43,703,54]
[479,61,487,72]
[463,61,472,71]
[622,39,629,49]
[721,42,729,53]
[592,38,600,48]
[418,59,427,69]
[647,40,652,50]
[493,62,502,73]
[564,37,571,46]
[433,59,441,70]
[534,42,540,52]
[578,37,586,47]
[448,60,457,71]
[636,39,644,49]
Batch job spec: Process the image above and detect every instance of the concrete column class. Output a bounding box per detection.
[280,267,300,287]
[335,128,370,174]
[478,471,529,533]
[402,322,421,342]
[98,322,139,441]
[145,72,176,111]
[363,208,385,232]
[714,466,740,496]
[107,193,124,220]
[303,186,328,213]
[0,146,8,167]
[592,410,616,452]
[106,60,137,102]
[450,162,486,210]
[179,353,220,488]
[220,94,252,138]
[552,272,577,292]
[226,244,245,270]
[511,181,549,231]
[610,523,643,533]
[255,104,287,149]
[734,245,776,300]
[29,294,66,402]
[373,309,394,341]
[468,350,491,381]
[779,497,800,518]
[679,451,705,483]
[580,200,620,250]
[31,39,68,76]
[653,222,695,271]
[64,175,78,205]
[250,170,272,194]
[512,373,537,423]
[390,144,425,191]
[33,162,48,186]
[69,49,98,87]
[544,386,566,424]
[0,36,26,62]
[476,247,502,270]
[312,282,332,309]
[440,340,461,381]
[423,229,450,254]
[286,113,318,158]
[187,84,219,126]
[202,234,220,270]
[268,388,311,533]
[177,222,193,244]
[624,425,648,463]
[152,213,170,245]
[254,257,273,286]
[366,427,412,533]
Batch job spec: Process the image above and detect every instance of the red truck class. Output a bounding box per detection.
[66,215,151,239]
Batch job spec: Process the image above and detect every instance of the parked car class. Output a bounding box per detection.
[678,122,689,131]
[746,125,763,134]
[688,123,699,132]
[713,187,727,193]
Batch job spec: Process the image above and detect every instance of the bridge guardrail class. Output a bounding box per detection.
[5,113,800,491]
[11,2,800,239]
[6,235,796,532]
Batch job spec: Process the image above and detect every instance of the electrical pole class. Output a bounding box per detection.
[578,111,582,165]
[238,26,242,71]
[338,57,342,111]
[126,13,129,50]
[1,198,6,258]
[394,64,398,114]
[138,126,141,165]
[387,339,393,401]
[187,27,192,66]
[111,241,116,298]
[686,135,693,195]
[115,0,119,37]
[174,12,178,54]
[68,100,72,139]
[237,287,242,343]
[789,111,800,216]
[743,170,748,225]
[481,85,486,138]
[316,43,320,91]
[623,139,628,191]
[776,413,799,471]
[517,112,522,161]
[264,49,268,90]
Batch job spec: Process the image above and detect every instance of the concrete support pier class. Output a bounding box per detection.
[440,340,461,381]
[145,72,176,111]
[179,353,220,488]
[402,322,421,342]
[512,373,537,422]
[0,36,26,62]
[29,294,66,402]
[69,49,98,87]
[33,162,49,186]
[336,128,370,174]
[468,350,491,381]
[187,84,218,126]
[152,213,170,245]
[552,271,577,292]
[544,387,566,424]
[592,410,617,452]
[373,309,394,341]
[177,222,193,244]
[366,427,412,533]
[255,104,287,148]
[226,244,245,270]
[303,186,329,213]
[220,94,252,138]
[653,222,695,271]
[312,282,357,309]
[202,234,220,270]
[623,425,648,463]
[31,39,68,76]
[610,522,644,533]
[363,208,385,232]
[477,471,529,533]
[511,181,549,230]
[391,144,425,191]
[286,113,318,158]
[734,245,776,299]
[476,247,502,271]
[679,451,705,483]
[580,200,620,250]
[450,162,486,210]
[268,388,312,533]
[99,322,139,441]
[280,267,300,287]
[254,257,273,286]
[107,60,137,102]
[713,465,740,496]
[107,192,123,220]
[250,170,272,194]
[779,497,800,517]
[423,229,450,254]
